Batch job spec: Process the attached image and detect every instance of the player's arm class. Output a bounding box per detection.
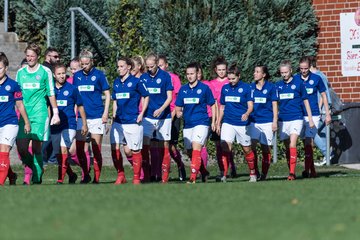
[303,99,314,128]
[175,106,183,118]
[15,100,31,134]
[48,95,60,125]
[137,96,149,123]
[242,100,253,121]
[272,101,278,132]
[102,90,111,124]
[210,103,216,132]
[153,90,172,118]
[216,104,225,135]
[320,92,331,125]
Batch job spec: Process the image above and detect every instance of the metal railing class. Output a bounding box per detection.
[69,7,114,59]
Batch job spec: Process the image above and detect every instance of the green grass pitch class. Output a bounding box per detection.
[1,162,360,240]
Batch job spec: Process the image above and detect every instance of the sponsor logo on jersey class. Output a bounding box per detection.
[78,85,95,92]
[63,90,69,96]
[5,85,11,91]
[306,88,314,94]
[116,92,130,99]
[184,98,200,104]
[148,88,161,94]
[0,96,9,102]
[225,96,240,102]
[279,93,294,99]
[254,97,267,103]
[57,100,68,106]
[23,83,40,89]
[197,89,202,94]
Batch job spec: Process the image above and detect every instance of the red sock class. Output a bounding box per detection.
[162,147,171,182]
[289,147,297,175]
[0,152,10,185]
[141,145,150,182]
[253,151,259,176]
[76,141,89,178]
[221,151,231,177]
[216,145,223,173]
[286,148,290,169]
[132,152,142,183]
[190,150,201,181]
[304,145,313,173]
[245,151,256,175]
[261,152,271,176]
[59,154,68,183]
[111,149,124,174]
[92,144,102,183]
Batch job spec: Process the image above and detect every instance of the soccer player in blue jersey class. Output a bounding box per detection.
[175,62,216,183]
[51,63,88,184]
[217,64,255,182]
[295,56,331,178]
[111,57,149,184]
[0,52,30,185]
[73,50,111,184]
[249,65,278,180]
[276,60,314,180]
[141,53,173,183]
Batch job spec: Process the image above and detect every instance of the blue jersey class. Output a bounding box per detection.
[220,81,252,126]
[112,74,149,124]
[140,68,173,120]
[175,81,215,129]
[250,81,278,124]
[276,77,308,121]
[0,76,23,128]
[73,67,110,119]
[51,82,83,134]
[294,72,326,116]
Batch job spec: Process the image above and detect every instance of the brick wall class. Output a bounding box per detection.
[313,0,360,102]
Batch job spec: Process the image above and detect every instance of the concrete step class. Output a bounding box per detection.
[0,42,27,52]
[0,32,19,43]
[0,22,5,33]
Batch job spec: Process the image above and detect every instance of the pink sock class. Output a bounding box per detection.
[70,152,80,166]
[85,151,91,172]
[201,147,208,167]
[127,156,133,165]
[23,165,32,185]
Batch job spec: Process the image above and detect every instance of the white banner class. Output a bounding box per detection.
[340,10,360,76]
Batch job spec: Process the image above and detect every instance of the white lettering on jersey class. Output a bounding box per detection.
[184,98,200,104]
[148,88,161,94]
[0,96,9,102]
[78,85,95,92]
[23,83,40,89]
[225,96,240,102]
[306,88,314,94]
[116,93,130,99]
[279,93,294,99]
[254,97,267,103]
[57,100,68,106]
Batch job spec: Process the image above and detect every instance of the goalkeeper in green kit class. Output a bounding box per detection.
[16,43,60,184]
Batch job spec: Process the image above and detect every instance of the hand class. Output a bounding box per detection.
[81,124,88,136]
[102,113,108,124]
[24,122,31,134]
[176,111,183,119]
[153,108,163,118]
[50,113,60,125]
[309,118,315,128]
[325,114,331,125]
[216,124,221,135]
[211,122,216,132]
[136,113,144,123]
[241,113,249,121]
[272,122,278,132]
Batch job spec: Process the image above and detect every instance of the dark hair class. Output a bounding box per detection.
[20,58,28,66]
[255,64,271,79]
[212,56,228,70]
[0,52,9,67]
[158,54,168,64]
[299,56,311,66]
[186,62,199,71]
[70,57,80,63]
[227,63,240,76]
[53,62,66,71]
[44,47,59,56]
[117,56,134,70]
[25,43,41,56]
[308,56,317,68]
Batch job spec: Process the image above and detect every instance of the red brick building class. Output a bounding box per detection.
[313,0,360,102]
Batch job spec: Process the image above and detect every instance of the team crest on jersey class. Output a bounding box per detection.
[63,90,69,96]
[36,75,41,80]
[127,82,132,88]
[197,89,202,94]
[262,89,268,94]
[5,85,11,91]
[309,80,314,85]
[156,78,161,84]
[91,76,96,81]
[291,85,296,90]
[238,88,243,93]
